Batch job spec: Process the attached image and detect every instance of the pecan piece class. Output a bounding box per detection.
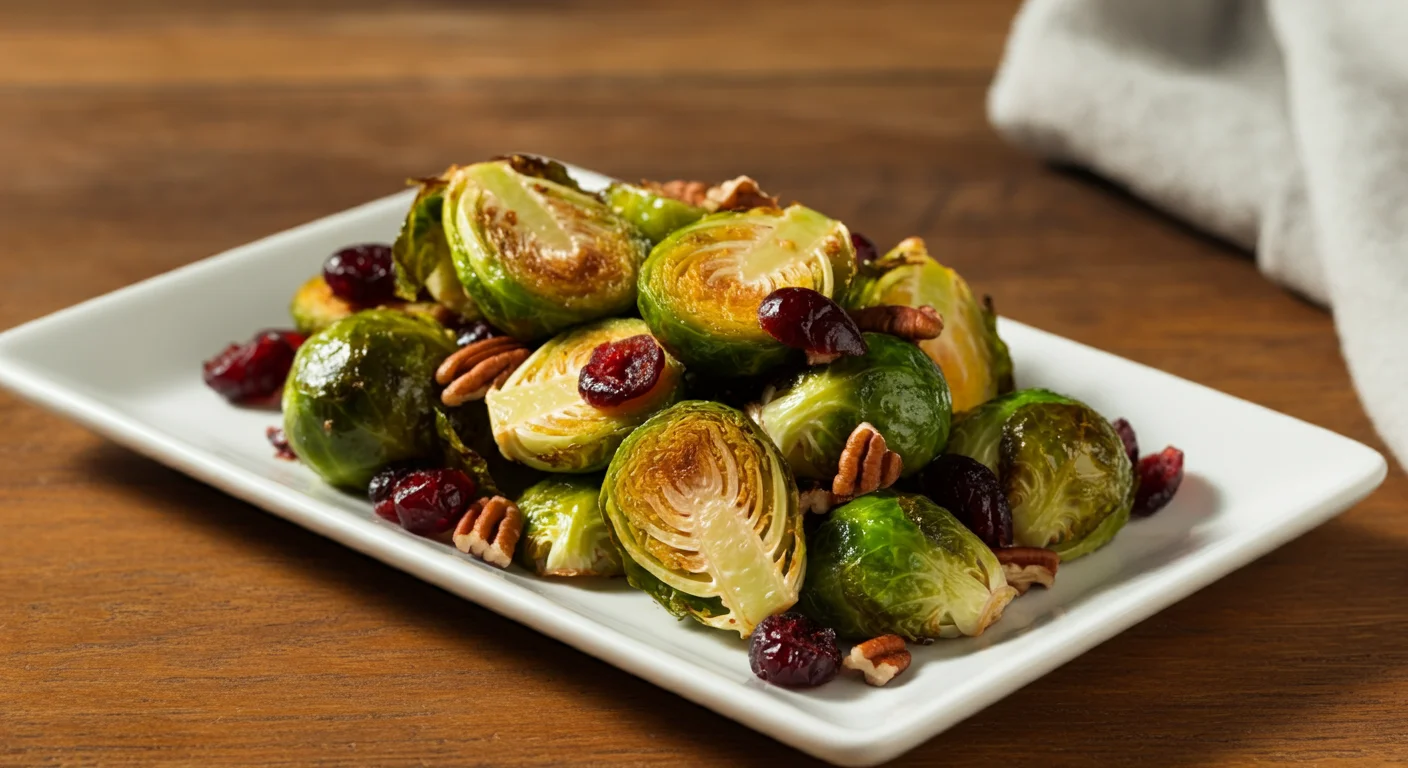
[995,547,1060,595]
[848,305,944,342]
[843,634,912,687]
[436,336,531,406]
[832,422,903,498]
[704,175,780,212]
[798,481,843,515]
[644,179,711,208]
[453,495,523,569]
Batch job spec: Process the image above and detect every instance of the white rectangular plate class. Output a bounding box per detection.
[0,167,1386,767]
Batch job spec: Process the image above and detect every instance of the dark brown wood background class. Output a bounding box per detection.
[3,1,1405,765]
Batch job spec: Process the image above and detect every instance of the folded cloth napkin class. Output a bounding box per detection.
[989,0,1408,468]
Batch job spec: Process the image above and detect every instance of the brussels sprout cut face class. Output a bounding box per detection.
[516,476,624,577]
[601,401,804,637]
[948,389,1134,560]
[392,180,479,320]
[753,332,952,480]
[485,318,683,473]
[282,309,456,490]
[800,492,1016,641]
[604,183,707,245]
[289,275,355,335]
[444,160,647,340]
[844,237,1013,413]
[638,205,856,376]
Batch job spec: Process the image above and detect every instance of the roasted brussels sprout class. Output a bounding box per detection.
[751,332,951,481]
[946,389,1134,560]
[392,179,479,320]
[290,275,355,334]
[485,318,683,473]
[601,401,804,637]
[283,309,456,489]
[604,182,707,245]
[799,491,1017,641]
[443,160,648,340]
[844,237,1013,412]
[516,476,624,577]
[638,205,856,376]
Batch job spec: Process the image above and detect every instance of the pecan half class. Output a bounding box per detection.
[995,547,1060,595]
[436,336,531,406]
[453,496,523,569]
[832,422,903,498]
[704,175,779,212]
[848,305,943,342]
[843,634,912,687]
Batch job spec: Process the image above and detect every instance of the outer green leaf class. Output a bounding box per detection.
[604,182,707,245]
[516,475,623,577]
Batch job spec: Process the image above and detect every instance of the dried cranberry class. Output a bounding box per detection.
[918,454,1013,548]
[368,463,422,522]
[1112,418,1139,467]
[323,244,395,304]
[1133,446,1184,517]
[850,231,879,264]
[757,287,867,363]
[391,468,476,537]
[266,426,296,461]
[202,330,306,405]
[579,335,666,409]
[749,612,841,688]
[454,320,504,347]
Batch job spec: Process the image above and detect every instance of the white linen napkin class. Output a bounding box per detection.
[989,0,1408,468]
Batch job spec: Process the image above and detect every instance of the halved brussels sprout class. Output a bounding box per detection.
[516,475,624,577]
[637,205,856,376]
[601,400,804,637]
[283,309,456,489]
[751,332,951,480]
[844,237,1013,412]
[289,275,356,335]
[443,160,648,340]
[947,389,1134,560]
[485,318,683,473]
[800,491,1017,641]
[604,182,707,245]
[392,179,479,320]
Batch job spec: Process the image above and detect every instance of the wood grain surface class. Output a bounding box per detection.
[2,1,1405,765]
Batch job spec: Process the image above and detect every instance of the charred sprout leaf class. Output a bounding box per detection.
[441,402,547,499]
[800,492,1016,641]
[485,318,684,473]
[392,180,480,320]
[290,275,356,335]
[516,475,624,577]
[496,153,581,190]
[844,237,1013,412]
[443,160,647,340]
[601,401,804,637]
[948,389,1134,560]
[282,309,456,490]
[638,205,856,376]
[752,333,951,480]
[604,182,708,245]
[434,409,498,496]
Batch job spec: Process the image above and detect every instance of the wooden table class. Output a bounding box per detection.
[3,1,1404,765]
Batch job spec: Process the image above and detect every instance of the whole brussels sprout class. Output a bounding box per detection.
[604,182,708,245]
[283,309,456,489]
[946,389,1134,561]
[637,205,856,376]
[289,275,356,335]
[844,237,1013,412]
[443,159,648,340]
[751,333,952,481]
[516,475,624,577]
[601,401,804,637]
[485,318,684,473]
[800,491,1017,641]
[392,179,479,320]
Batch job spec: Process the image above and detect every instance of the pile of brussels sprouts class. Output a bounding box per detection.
[254,155,1182,686]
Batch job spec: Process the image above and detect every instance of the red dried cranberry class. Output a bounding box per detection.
[1133,446,1184,517]
[266,426,296,461]
[918,454,1013,548]
[579,335,665,409]
[1112,418,1139,467]
[202,330,306,405]
[323,244,395,304]
[454,320,504,347]
[757,287,867,363]
[368,463,421,522]
[391,468,476,537]
[749,612,841,687]
[850,231,879,264]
